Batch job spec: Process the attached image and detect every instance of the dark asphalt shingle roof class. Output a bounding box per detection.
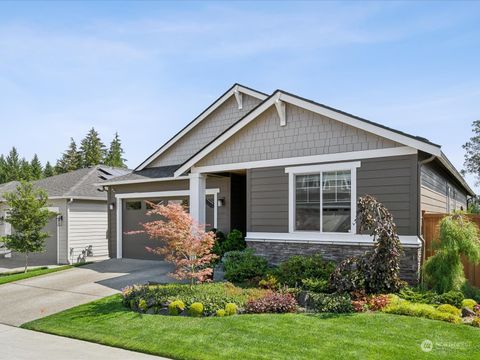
[99,165,180,184]
[0,165,130,201]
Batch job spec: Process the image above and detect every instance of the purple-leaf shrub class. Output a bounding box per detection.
[244,291,298,314]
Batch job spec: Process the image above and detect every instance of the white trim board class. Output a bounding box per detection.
[246,232,422,248]
[135,84,267,171]
[96,176,189,187]
[189,147,417,174]
[115,189,220,200]
[174,90,441,177]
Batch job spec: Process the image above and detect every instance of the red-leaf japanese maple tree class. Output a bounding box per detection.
[133,202,218,285]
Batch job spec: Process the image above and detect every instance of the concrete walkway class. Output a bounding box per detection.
[0,324,167,359]
[0,258,174,326]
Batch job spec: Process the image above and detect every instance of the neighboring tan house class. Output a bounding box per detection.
[0,165,129,264]
[101,84,474,283]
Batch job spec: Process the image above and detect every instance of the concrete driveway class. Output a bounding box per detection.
[0,258,174,326]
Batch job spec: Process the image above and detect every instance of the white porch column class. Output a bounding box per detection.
[189,173,206,226]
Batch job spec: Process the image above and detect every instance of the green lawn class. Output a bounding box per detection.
[0,262,90,285]
[22,295,480,360]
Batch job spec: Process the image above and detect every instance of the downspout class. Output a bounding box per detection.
[67,198,74,264]
[417,155,436,282]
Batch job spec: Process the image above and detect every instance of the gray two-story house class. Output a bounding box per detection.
[101,84,474,283]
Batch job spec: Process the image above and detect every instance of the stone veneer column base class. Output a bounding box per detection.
[246,241,421,285]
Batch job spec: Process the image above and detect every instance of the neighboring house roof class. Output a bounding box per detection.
[98,165,187,186]
[0,165,130,201]
[135,83,268,171]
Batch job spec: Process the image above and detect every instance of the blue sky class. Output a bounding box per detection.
[0,1,479,190]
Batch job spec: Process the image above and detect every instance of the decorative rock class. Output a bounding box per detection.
[462,307,476,318]
[146,308,156,315]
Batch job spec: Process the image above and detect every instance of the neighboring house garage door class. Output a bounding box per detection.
[121,196,216,261]
[11,217,58,264]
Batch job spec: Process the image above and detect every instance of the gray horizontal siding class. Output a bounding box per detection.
[421,161,468,209]
[247,154,418,236]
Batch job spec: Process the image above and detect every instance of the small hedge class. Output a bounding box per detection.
[398,288,464,308]
[223,249,269,283]
[437,304,461,317]
[122,282,267,316]
[383,301,461,324]
[275,254,335,289]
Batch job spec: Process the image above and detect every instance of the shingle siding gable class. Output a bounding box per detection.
[197,103,401,167]
[148,94,262,168]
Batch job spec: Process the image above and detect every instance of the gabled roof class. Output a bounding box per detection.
[135,83,268,171]
[0,165,130,201]
[174,89,442,177]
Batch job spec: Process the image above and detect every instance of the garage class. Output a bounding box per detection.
[121,195,216,261]
[8,216,58,265]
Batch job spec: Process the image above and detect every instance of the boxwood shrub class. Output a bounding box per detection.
[305,292,353,313]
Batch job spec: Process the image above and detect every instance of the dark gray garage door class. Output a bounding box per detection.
[11,217,58,264]
[122,196,215,261]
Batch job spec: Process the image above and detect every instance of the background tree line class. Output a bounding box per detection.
[0,128,126,184]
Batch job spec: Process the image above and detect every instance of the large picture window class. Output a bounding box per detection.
[287,162,358,234]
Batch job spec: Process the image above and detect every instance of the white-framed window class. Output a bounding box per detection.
[286,161,360,234]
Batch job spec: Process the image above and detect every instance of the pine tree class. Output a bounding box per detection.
[19,158,32,181]
[105,132,127,168]
[4,147,21,182]
[0,155,6,184]
[30,154,43,180]
[56,138,82,174]
[80,128,106,167]
[43,161,55,178]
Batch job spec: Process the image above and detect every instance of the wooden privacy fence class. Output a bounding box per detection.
[422,212,480,288]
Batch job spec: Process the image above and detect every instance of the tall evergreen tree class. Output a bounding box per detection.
[19,158,32,181]
[105,132,127,168]
[80,128,106,167]
[56,138,82,174]
[30,154,43,180]
[43,161,55,178]
[463,120,480,185]
[4,147,21,182]
[0,155,6,184]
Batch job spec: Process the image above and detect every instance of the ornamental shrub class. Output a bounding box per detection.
[306,293,353,313]
[212,229,246,260]
[437,304,461,316]
[138,299,148,312]
[368,294,390,311]
[259,274,280,290]
[383,301,461,324]
[223,249,269,283]
[245,292,298,314]
[276,254,335,288]
[461,282,480,303]
[461,299,477,310]
[168,300,185,316]
[436,290,464,308]
[475,304,480,314]
[216,309,226,317]
[189,302,204,317]
[352,300,368,312]
[398,287,438,304]
[225,303,238,316]
[123,282,267,316]
[301,278,329,293]
[472,317,480,327]
[330,196,404,294]
[423,214,480,293]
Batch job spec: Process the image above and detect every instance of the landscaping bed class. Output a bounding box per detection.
[22,294,480,360]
